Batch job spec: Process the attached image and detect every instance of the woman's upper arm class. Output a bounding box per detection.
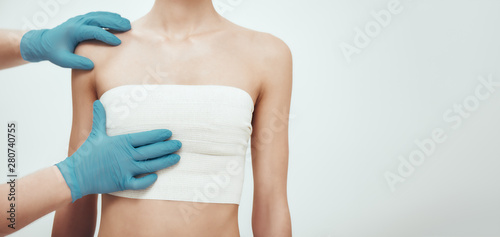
[68,64,98,154]
[52,43,99,237]
[250,34,293,234]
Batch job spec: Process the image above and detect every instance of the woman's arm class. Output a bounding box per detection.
[251,35,293,237]
[52,47,99,236]
[0,166,71,235]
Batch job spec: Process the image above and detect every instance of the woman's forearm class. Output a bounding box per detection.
[0,30,28,70]
[0,166,72,235]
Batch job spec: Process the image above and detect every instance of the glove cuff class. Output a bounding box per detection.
[55,157,83,203]
[20,29,48,62]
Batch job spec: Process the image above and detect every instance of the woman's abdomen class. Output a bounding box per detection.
[98,194,240,237]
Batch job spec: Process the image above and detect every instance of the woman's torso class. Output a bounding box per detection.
[91,18,267,236]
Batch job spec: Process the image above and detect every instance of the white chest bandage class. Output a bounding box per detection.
[100,84,254,204]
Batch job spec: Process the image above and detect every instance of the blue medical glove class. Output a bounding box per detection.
[56,100,181,202]
[20,11,131,70]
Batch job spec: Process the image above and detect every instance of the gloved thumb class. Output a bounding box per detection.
[126,174,158,190]
[51,51,94,70]
[91,100,107,135]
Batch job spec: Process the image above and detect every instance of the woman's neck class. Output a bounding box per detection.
[140,0,224,40]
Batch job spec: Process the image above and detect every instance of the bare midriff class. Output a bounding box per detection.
[98,194,240,237]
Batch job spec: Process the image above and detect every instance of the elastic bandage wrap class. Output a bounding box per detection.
[100,84,253,204]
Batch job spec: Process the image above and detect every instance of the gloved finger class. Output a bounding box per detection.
[133,140,182,161]
[84,12,131,31]
[124,129,173,147]
[125,173,158,190]
[50,51,94,70]
[135,154,180,173]
[91,100,107,134]
[77,26,122,46]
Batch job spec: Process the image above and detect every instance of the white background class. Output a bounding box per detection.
[1,0,500,236]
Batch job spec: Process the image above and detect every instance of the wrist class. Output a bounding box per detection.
[19,29,48,62]
[51,165,73,204]
[6,30,25,60]
[55,156,83,202]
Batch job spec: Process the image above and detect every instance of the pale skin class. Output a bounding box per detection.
[0,30,72,235]
[0,166,72,235]
[0,30,28,70]
[0,29,106,236]
[52,0,292,236]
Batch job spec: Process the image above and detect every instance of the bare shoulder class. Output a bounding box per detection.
[222,23,292,93]
[252,31,291,62]
[226,23,291,63]
[73,38,111,68]
[227,24,292,89]
[73,29,141,70]
[72,29,144,97]
[253,31,292,79]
